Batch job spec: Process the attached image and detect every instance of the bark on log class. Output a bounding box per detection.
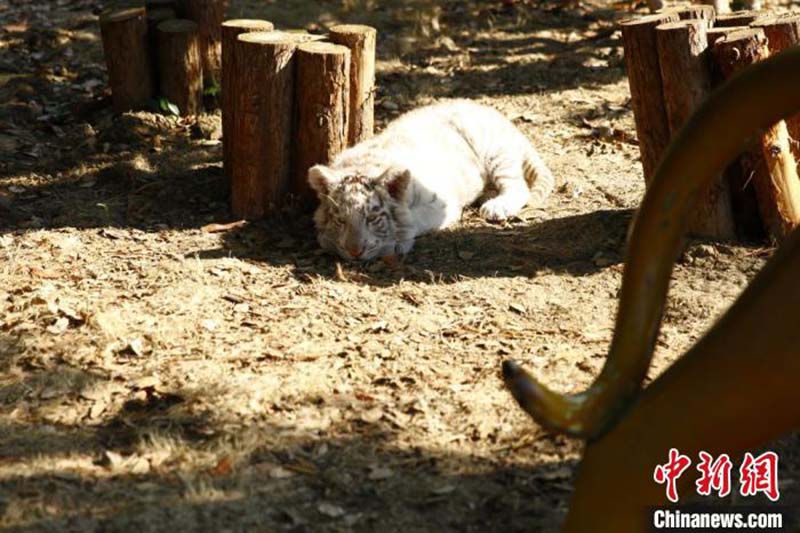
[715,11,762,27]
[329,24,377,146]
[620,12,680,186]
[179,0,229,87]
[751,14,800,160]
[707,26,748,47]
[221,19,274,182]
[293,42,350,208]
[157,18,202,115]
[99,7,154,112]
[657,20,736,239]
[230,32,306,219]
[714,29,800,241]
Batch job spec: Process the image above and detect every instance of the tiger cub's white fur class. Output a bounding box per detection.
[308,100,555,261]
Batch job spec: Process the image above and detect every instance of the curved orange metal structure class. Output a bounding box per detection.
[503,47,800,530]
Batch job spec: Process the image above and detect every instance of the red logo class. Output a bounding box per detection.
[696,451,733,498]
[739,451,780,502]
[654,448,693,503]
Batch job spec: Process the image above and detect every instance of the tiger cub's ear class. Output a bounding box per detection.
[382,168,412,201]
[308,165,340,196]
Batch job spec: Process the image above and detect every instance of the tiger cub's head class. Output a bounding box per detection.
[308,165,412,261]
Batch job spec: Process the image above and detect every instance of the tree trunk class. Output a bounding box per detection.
[657,20,736,239]
[329,24,377,146]
[715,11,762,27]
[157,18,202,116]
[178,0,229,88]
[221,19,274,182]
[751,14,800,161]
[99,7,154,112]
[620,12,680,186]
[229,32,304,219]
[293,42,351,208]
[713,29,800,241]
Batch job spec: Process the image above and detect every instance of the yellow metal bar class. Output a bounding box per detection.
[504,46,800,439]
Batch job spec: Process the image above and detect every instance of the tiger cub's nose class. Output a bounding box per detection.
[346,245,364,258]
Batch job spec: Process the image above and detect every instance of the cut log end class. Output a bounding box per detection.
[714,10,763,27]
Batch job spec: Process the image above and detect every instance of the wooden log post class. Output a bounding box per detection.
[221,19,274,182]
[157,19,202,115]
[230,32,308,219]
[179,0,229,88]
[329,25,377,146]
[714,29,800,241]
[99,7,154,112]
[751,14,800,160]
[293,42,351,208]
[146,7,176,88]
[715,11,762,27]
[620,12,680,186]
[656,20,736,239]
[666,5,716,26]
[707,26,748,47]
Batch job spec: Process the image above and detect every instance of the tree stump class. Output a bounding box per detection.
[714,29,800,241]
[656,20,736,239]
[229,32,303,219]
[293,42,351,208]
[99,7,154,112]
[667,5,716,26]
[146,7,176,87]
[221,19,274,182]
[751,14,800,160]
[715,11,762,27]
[179,0,229,88]
[620,12,680,186]
[706,26,748,47]
[329,25,377,146]
[157,19,202,115]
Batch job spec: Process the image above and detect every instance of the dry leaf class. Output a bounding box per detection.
[210,456,233,477]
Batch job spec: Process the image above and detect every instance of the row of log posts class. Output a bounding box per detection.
[225,25,377,219]
[622,9,800,243]
[100,0,228,115]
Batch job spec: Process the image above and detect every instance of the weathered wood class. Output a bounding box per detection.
[329,24,377,146]
[714,29,800,241]
[221,19,274,182]
[715,10,761,27]
[751,14,800,160]
[293,42,350,208]
[99,7,154,112]
[665,5,716,26]
[157,18,202,115]
[230,32,305,218]
[620,12,680,186]
[707,26,748,46]
[657,20,736,239]
[178,0,229,87]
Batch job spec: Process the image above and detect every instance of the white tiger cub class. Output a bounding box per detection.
[308,100,554,261]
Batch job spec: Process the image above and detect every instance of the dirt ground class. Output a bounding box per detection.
[0,0,798,531]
